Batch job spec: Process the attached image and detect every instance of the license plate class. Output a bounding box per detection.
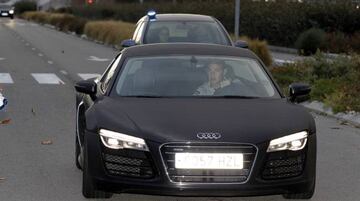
[1,13,8,16]
[175,153,243,169]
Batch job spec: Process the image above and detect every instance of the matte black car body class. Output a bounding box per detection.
[75,44,316,199]
[125,13,234,46]
[0,5,14,19]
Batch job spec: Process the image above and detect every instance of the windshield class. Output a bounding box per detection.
[0,4,11,9]
[144,21,230,45]
[114,56,280,98]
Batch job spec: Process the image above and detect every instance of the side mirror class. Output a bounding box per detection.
[75,80,97,95]
[289,83,311,103]
[121,39,136,48]
[234,40,249,48]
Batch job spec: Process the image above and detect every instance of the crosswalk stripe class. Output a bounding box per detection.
[0,73,14,84]
[0,73,103,84]
[31,73,65,85]
[78,73,101,80]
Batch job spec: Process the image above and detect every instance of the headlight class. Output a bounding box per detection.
[99,129,149,151]
[267,131,308,152]
[9,10,14,14]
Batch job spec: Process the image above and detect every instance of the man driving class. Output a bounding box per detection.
[195,60,231,95]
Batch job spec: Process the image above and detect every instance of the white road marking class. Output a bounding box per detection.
[25,43,30,46]
[0,58,5,61]
[60,70,68,75]
[78,73,101,80]
[32,48,36,51]
[31,73,65,85]
[47,61,53,65]
[87,56,110,62]
[0,73,14,84]
[38,53,43,57]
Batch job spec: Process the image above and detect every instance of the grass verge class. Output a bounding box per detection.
[271,52,360,113]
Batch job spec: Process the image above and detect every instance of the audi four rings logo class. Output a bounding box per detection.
[197,132,222,140]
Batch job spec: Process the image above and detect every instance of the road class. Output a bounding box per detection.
[0,18,359,201]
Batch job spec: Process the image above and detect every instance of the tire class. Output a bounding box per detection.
[283,178,315,199]
[82,138,113,199]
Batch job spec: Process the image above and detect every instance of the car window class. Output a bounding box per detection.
[114,56,279,98]
[100,54,122,93]
[143,21,229,45]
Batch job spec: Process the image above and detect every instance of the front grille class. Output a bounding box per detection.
[262,151,306,180]
[160,143,257,183]
[102,149,155,179]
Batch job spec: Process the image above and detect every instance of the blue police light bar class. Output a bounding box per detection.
[147,10,157,21]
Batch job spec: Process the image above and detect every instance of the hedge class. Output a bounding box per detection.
[62,0,360,47]
[84,21,134,45]
[22,12,87,34]
[240,36,272,66]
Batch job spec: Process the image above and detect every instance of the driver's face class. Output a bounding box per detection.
[208,64,224,87]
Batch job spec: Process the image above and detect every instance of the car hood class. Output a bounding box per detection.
[86,97,315,144]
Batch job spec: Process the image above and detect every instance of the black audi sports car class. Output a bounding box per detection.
[75,43,316,199]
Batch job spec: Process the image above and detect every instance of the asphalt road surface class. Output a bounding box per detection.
[0,18,359,201]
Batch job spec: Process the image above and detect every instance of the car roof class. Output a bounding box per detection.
[121,43,258,59]
[142,14,215,22]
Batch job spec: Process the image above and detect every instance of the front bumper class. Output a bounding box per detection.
[0,12,13,18]
[84,130,316,197]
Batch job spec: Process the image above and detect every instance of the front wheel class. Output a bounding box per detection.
[82,138,112,199]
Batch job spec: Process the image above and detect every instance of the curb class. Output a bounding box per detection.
[269,45,343,60]
[269,45,298,55]
[302,101,360,127]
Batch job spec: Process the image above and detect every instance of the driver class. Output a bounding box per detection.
[194,60,231,95]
